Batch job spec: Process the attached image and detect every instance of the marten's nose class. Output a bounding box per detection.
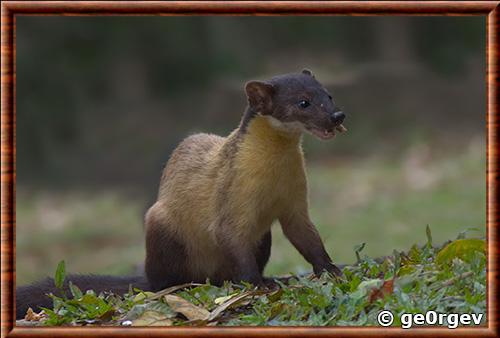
[331,111,345,124]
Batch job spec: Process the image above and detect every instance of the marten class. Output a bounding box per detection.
[16,69,346,319]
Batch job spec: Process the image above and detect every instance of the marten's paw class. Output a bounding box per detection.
[314,262,344,279]
[260,277,280,290]
[232,273,263,288]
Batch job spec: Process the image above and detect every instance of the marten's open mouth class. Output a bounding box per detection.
[307,124,347,140]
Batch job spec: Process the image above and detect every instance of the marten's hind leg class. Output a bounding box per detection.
[145,217,190,291]
[255,231,272,275]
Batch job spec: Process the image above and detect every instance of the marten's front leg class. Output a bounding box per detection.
[279,213,342,277]
[215,222,263,286]
[233,247,263,285]
[255,231,272,274]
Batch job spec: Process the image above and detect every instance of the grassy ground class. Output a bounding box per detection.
[19,230,486,326]
[16,137,486,285]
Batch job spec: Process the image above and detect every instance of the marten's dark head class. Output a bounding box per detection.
[244,69,346,140]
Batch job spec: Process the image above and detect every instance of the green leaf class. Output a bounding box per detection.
[426,225,433,249]
[80,293,100,305]
[398,265,416,276]
[349,279,382,300]
[54,260,66,290]
[408,244,422,264]
[392,250,401,275]
[354,243,366,263]
[133,291,156,303]
[456,227,480,240]
[69,281,83,299]
[436,239,486,266]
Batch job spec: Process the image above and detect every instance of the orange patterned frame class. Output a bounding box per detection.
[1,1,498,337]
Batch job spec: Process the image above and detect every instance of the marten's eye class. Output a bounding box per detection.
[298,100,310,108]
[328,95,333,100]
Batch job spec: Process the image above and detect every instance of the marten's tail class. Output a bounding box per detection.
[16,274,149,319]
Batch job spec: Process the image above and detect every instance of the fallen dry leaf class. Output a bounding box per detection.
[208,290,257,322]
[368,279,395,303]
[165,294,210,321]
[149,282,202,300]
[24,308,45,322]
[131,310,173,326]
[214,293,238,305]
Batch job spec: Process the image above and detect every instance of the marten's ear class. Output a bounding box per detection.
[245,81,275,114]
[302,69,315,78]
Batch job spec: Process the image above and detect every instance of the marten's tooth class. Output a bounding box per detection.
[335,124,347,133]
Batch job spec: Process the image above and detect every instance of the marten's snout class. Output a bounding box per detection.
[331,111,346,125]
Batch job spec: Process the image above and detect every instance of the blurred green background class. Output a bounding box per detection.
[16,16,486,284]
